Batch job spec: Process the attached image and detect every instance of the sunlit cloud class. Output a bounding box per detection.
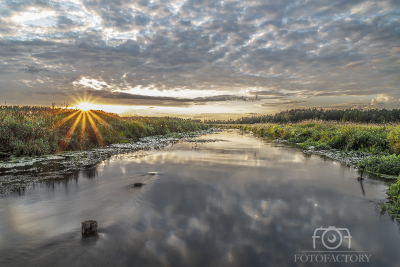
[73,77,111,91]
[370,94,400,109]
[12,11,57,23]
[0,0,399,118]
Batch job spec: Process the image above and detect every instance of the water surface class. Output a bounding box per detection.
[0,130,399,266]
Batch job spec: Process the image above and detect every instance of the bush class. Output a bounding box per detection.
[227,122,397,155]
[380,179,400,217]
[0,106,211,157]
[358,154,400,176]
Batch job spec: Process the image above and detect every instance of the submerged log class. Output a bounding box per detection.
[133,183,144,187]
[82,220,98,236]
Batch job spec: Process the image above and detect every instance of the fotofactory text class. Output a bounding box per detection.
[294,226,372,263]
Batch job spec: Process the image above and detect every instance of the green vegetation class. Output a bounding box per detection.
[380,179,400,218]
[206,108,400,124]
[226,120,400,217]
[227,121,400,155]
[358,155,400,176]
[0,106,210,157]
[224,121,400,176]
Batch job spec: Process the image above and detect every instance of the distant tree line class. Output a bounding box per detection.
[205,108,400,124]
[126,116,203,124]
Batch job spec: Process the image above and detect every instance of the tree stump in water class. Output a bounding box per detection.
[134,183,144,187]
[82,220,98,236]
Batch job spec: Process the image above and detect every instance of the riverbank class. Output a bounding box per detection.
[225,122,400,217]
[0,128,221,195]
[0,106,211,157]
[2,129,398,266]
[223,121,400,179]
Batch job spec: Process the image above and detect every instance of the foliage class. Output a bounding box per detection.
[380,179,400,218]
[223,121,400,176]
[0,106,210,157]
[226,121,398,153]
[358,155,400,176]
[206,108,400,124]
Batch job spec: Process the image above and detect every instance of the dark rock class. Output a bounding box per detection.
[82,220,98,236]
[133,183,144,187]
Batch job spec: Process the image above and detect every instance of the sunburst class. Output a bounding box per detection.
[49,91,126,153]
[76,102,93,111]
[53,102,114,153]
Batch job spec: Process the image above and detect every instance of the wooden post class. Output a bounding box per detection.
[82,220,98,236]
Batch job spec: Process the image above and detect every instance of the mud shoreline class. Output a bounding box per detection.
[0,129,221,195]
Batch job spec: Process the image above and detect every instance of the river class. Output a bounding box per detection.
[0,130,399,266]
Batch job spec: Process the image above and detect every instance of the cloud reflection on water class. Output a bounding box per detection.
[0,131,398,267]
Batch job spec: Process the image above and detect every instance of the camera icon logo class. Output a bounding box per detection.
[312,226,352,250]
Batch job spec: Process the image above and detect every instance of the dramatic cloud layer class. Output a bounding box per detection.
[0,0,399,116]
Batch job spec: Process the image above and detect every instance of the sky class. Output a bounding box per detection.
[0,0,399,119]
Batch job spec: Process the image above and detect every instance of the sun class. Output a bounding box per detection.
[52,93,119,152]
[77,102,93,111]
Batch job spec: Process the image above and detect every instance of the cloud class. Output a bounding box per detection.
[0,0,399,110]
[340,61,365,70]
[33,89,261,107]
[248,91,297,99]
[22,65,48,74]
[260,100,307,107]
[370,94,400,109]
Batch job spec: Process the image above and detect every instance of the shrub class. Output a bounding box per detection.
[0,106,211,157]
[380,179,400,217]
[357,154,400,176]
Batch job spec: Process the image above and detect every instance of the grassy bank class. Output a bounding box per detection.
[225,121,400,217]
[207,108,400,124]
[380,179,400,218]
[0,106,210,157]
[223,121,400,177]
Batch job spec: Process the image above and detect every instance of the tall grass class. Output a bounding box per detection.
[380,179,400,218]
[223,120,400,177]
[224,120,400,155]
[226,120,400,217]
[0,106,210,157]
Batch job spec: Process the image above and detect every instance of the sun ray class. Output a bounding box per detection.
[58,111,83,152]
[87,110,111,129]
[89,110,125,142]
[70,90,102,112]
[52,99,115,152]
[52,110,80,130]
[91,109,121,119]
[77,102,94,111]
[80,112,87,150]
[86,111,106,146]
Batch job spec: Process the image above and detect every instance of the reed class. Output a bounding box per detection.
[0,106,210,157]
